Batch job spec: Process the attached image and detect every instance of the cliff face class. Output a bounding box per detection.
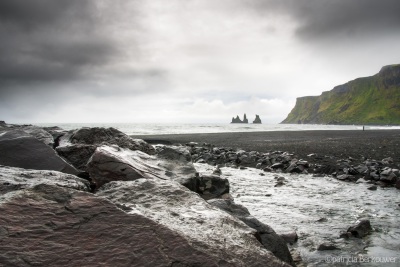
[282,64,400,125]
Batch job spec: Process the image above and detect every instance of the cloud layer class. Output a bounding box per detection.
[1,0,399,123]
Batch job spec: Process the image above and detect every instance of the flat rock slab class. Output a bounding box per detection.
[0,131,78,175]
[98,179,289,267]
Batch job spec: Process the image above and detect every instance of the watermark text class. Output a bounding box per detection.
[325,255,397,265]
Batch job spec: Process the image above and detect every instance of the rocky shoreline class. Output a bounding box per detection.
[134,131,400,189]
[1,121,398,266]
[0,121,294,267]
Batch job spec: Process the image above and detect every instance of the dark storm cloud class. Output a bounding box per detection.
[247,0,400,40]
[0,0,117,84]
[0,0,92,30]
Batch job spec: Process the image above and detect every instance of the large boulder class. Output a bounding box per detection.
[59,127,155,155]
[56,144,97,171]
[0,124,54,146]
[98,179,290,267]
[197,174,230,200]
[56,127,155,171]
[1,182,281,267]
[0,165,90,195]
[87,145,198,189]
[19,125,55,147]
[156,145,199,190]
[208,199,295,267]
[0,130,79,175]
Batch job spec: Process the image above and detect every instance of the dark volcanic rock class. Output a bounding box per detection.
[64,127,155,155]
[87,145,198,189]
[347,219,373,238]
[367,185,378,191]
[396,179,400,190]
[197,174,230,200]
[279,232,298,245]
[20,125,55,146]
[0,165,90,195]
[98,179,289,267]
[317,243,339,251]
[0,130,79,175]
[207,199,295,266]
[2,184,276,267]
[87,145,166,188]
[56,127,156,171]
[56,144,97,171]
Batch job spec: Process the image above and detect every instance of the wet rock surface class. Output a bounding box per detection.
[207,199,295,266]
[0,165,90,194]
[347,219,373,238]
[56,144,97,171]
[60,127,155,154]
[0,123,54,146]
[2,183,267,267]
[197,174,230,200]
[97,179,289,267]
[56,127,155,172]
[0,130,79,175]
[87,145,198,190]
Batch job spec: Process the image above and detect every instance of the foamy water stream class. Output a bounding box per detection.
[195,163,400,266]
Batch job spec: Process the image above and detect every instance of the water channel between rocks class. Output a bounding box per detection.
[194,163,400,267]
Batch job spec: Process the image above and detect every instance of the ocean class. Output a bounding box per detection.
[34,123,400,135]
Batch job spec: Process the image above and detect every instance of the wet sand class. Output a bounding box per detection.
[132,130,400,166]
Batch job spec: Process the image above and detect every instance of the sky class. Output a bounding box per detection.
[1,0,399,124]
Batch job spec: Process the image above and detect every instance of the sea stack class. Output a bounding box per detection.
[231,114,248,124]
[253,115,262,124]
[243,113,248,123]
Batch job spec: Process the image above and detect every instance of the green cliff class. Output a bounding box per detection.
[282,64,400,125]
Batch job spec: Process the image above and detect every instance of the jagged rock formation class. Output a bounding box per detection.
[253,114,262,124]
[282,64,400,125]
[231,113,249,123]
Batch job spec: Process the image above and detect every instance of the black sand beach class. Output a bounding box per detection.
[132,130,400,167]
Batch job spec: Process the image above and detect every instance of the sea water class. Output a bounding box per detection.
[34,123,400,135]
[195,163,400,267]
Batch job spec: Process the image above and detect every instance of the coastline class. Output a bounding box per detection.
[132,129,400,166]
[1,122,399,266]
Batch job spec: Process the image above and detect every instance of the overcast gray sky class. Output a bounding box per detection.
[1,0,399,124]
